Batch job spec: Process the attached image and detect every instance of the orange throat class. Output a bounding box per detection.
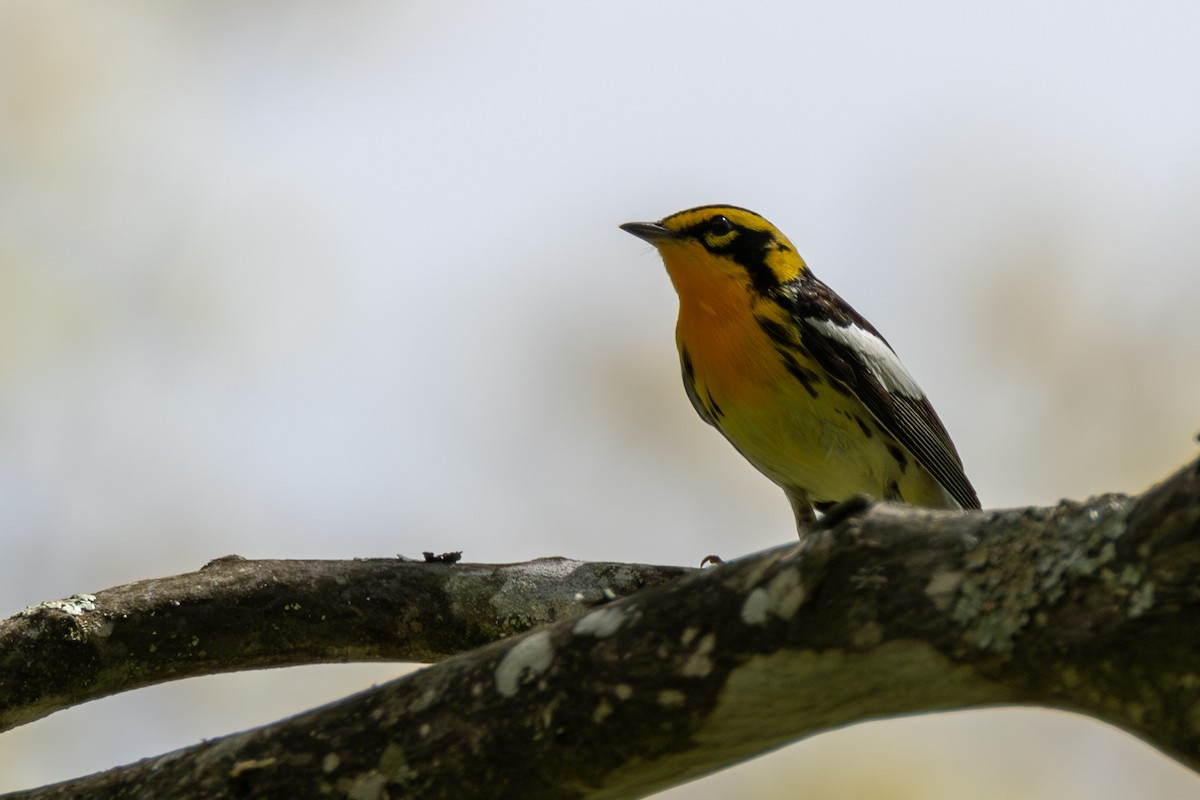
[667,263,782,405]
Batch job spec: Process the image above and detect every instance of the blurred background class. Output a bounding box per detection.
[2,1,1198,796]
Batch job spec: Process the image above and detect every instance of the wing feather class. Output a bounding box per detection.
[783,277,981,510]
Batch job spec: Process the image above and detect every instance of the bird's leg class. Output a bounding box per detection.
[787,489,816,538]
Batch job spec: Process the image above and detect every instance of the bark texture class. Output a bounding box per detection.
[0,556,692,732]
[3,457,1198,799]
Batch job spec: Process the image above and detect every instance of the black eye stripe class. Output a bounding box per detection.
[708,215,733,235]
[676,216,781,295]
[681,216,738,243]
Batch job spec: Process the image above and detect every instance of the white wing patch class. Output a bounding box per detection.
[808,319,925,399]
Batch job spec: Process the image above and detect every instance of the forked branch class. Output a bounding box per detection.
[3,457,1198,799]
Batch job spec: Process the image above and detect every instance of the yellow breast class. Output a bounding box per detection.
[673,283,917,504]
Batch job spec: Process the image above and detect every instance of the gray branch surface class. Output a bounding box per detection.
[4,457,1199,799]
[0,556,693,733]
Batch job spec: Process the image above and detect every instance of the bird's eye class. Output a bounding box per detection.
[709,215,734,235]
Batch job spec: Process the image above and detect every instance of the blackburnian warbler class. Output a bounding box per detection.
[621,205,980,528]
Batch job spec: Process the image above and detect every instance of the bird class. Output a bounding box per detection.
[620,204,980,530]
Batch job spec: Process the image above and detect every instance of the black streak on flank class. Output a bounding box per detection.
[706,392,724,419]
[886,442,909,473]
[680,345,720,427]
[756,316,794,348]
[854,415,873,439]
[783,357,821,399]
[681,347,697,382]
[826,379,855,399]
[756,316,822,398]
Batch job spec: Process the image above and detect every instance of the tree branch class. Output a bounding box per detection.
[0,556,693,733]
[4,457,1199,799]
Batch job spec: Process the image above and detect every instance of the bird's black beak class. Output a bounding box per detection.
[620,221,677,243]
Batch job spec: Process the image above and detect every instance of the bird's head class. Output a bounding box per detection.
[621,206,808,303]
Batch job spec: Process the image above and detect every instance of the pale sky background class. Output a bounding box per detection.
[2,1,1199,797]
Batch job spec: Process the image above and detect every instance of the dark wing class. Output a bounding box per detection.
[782,276,981,510]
